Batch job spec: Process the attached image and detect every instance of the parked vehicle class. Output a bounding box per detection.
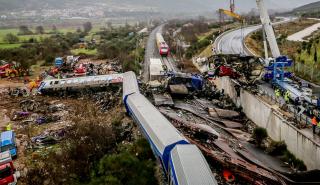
[0,151,18,185]
[0,64,18,78]
[0,131,17,159]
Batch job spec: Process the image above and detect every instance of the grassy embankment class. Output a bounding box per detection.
[245,18,320,84]
[245,18,318,58]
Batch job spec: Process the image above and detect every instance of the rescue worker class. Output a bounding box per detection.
[284,91,290,104]
[6,122,12,131]
[312,116,317,134]
[275,89,281,103]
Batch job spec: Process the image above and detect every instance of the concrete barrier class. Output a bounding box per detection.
[213,77,320,170]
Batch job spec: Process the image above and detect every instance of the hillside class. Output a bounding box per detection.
[0,0,320,13]
[293,1,320,13]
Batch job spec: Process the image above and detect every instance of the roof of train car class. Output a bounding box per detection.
[170,145,218,185]
[126,93,188,154]
[123,71,140,97]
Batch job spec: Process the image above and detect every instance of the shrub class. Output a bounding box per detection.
[252,127,268,147]
[266,141,287,156]
[283,151,307,171]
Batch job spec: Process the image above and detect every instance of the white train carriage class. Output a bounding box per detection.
[125,93,189,171]
[122,71,217,184]
[156,33,170,56]
[169,145,218,185]
[38,74,123,93]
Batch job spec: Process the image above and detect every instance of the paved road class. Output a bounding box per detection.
[215,18,293,56]
[215,25,260,55]
[143,25,164,82]
[287,19,320,42]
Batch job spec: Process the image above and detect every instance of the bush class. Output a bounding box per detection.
[266,141,287,156]
[44,55,55,66]
[283,151,307,171]
[3,33,19,44]
[89,139,157,185]
[252,127,268,147]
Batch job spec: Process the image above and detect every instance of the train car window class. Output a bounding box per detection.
[50,81,53,85]
[54,81,59,85]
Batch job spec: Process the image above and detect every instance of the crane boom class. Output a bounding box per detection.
[256,0,281,58]
[219,9,243,21]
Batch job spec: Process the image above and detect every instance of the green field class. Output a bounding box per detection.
[0,43,21,49]
[71,48,97,55]
[0,26,101,49]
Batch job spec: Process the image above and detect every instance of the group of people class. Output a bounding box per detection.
[274,88,291,104]
[275,88,320,134]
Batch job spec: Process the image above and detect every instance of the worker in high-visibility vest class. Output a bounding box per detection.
[312,116,317,134]
[6,123,12,131]
[28,81,37,93]
[284,91,290,104]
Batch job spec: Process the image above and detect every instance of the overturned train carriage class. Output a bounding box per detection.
[38,74,123,95]
[123,71,217,185]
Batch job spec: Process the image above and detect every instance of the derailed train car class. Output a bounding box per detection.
[38,74,123,95]
[123,71,217,185]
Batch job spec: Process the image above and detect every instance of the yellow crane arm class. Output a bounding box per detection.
[219,9,243,21]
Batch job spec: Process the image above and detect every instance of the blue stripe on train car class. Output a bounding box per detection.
[169,152,180,185]
[162,141,188,171]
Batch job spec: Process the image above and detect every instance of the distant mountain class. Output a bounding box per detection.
[0,0,320,13]
[293,1,320,13]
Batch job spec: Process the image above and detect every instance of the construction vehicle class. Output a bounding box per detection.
[255,0,320,108]
[0,64,18,78]
[0,151,19,185]
[219,9,243,23]
[219,0,244,23]
[74,63,87,76]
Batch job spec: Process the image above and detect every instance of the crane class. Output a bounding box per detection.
[219,9,243,22]
[255,0,292,82]
[219,0,244,23]
[256,0,280,58]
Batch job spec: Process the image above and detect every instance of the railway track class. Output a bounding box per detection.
[161,56,176,72]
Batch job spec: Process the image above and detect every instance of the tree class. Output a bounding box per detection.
[76,27,82,33]
[52,25,58,33]
[3,33,19,44]
[89,139,157,185]
[83,22,92,33]
[18,25,33,35]
[107,21,113,29]
[35,25,45,34]
[314,48,318,62]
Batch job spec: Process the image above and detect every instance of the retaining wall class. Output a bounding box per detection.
[213,77,320,170]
